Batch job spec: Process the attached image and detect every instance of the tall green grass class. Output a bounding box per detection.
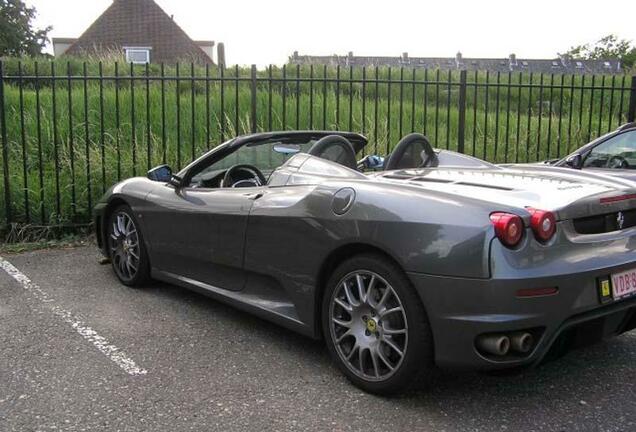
[0,57,632,227]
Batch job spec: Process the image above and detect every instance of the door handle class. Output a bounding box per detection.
[244,192,264,200]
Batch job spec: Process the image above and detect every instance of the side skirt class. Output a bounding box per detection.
[151,268,317,338]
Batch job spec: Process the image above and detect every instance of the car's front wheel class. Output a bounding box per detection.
[106,205,150,287]
[322,254,434,395]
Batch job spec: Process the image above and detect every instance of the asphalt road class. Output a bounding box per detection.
[0,246,634,432]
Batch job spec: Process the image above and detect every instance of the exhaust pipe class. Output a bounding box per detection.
[476,334,510,356]
[510,332,534,354]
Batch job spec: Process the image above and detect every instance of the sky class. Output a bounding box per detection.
[27,0,636,66]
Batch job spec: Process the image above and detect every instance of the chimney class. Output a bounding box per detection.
[455,51,464,68]
[558,53,570,67]
[293,50,299,60]
[509,53,517,68]
[346,51,353,66]
[217,43,226,68]
[401,52,409,64]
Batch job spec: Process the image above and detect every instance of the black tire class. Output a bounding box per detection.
[321,253,434,395]
[106,205,151,287]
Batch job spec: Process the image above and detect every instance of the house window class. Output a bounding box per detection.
[124,47,151,64]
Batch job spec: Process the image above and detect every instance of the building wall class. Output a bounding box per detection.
[52,39,77,57]
[196,43,215,63]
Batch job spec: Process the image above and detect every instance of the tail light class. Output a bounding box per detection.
[490,212,524,247]
[527,208,556,242]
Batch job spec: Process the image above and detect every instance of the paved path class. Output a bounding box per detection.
[0,246,634,431]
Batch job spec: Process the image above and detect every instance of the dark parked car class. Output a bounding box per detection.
[94,131,636,394]
[531,122,636,181]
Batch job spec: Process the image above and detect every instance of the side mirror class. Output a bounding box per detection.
[565,154,582,169]
[147,164,173,182]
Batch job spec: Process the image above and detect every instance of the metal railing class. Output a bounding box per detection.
[0,60,635,229]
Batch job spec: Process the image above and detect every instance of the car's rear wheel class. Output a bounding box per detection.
[107,205,150,287]
[322,253,434,395]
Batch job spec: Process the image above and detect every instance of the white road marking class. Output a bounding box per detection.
[0,256,147,376]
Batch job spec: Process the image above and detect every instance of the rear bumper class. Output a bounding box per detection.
[408,265,636,370]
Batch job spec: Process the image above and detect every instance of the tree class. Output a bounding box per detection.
[0,0,51,57]
[563,35,636,70]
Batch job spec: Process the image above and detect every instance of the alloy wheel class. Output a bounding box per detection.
[329,270,408,381]
[108,211,140,282]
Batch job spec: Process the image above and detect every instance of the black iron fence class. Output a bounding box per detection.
[0,59,635,231]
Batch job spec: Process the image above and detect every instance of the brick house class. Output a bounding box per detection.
[52,0,221,64]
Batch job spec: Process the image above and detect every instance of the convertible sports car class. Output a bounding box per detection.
[94,131,636,394]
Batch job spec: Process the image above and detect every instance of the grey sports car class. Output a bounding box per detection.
[94,131,636,394]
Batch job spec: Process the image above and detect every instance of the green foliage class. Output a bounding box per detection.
[0,58,632,227]
[0,227,89,250]
[564,35,636,70]
[0,0,51,57]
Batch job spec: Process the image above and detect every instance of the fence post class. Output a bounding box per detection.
[0,61,11,225]
[250,65,257,133]
[457,70,467,154]
[628,76,636,123]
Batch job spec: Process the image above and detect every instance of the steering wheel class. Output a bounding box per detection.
[222,164,267,188]
[607,155,629,169]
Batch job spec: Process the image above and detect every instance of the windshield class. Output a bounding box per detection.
[583,130,636,169]
[190,139,316,185]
